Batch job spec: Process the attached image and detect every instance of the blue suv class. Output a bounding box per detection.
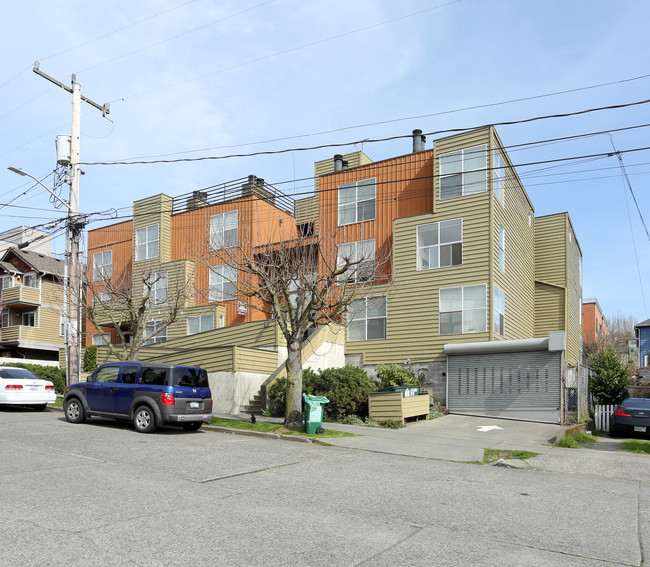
[63,361,212,433]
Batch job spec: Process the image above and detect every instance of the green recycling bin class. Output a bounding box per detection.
[303,393,329,434]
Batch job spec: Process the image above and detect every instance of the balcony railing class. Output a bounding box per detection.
[1,285,40,306]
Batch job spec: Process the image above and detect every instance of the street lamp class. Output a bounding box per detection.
[7,166,81,386]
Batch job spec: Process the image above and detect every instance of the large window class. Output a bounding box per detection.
[417,218,462,270]
[144,320,167,345]
[439,144,487,200]
[21,311,36,327]
[145,271,167,306]
[92,334,108,346]
[0,276,12,289]
[348,296,386,341]
[210,211,238,249]
[493,149,505,204]
[209,265,237,301]
[439,284,486,335]
[338,179,376,226]
[337,239,375,283]
[499,225,505,272]
[494,286,505,336]
[93,250,112,281]
[135,224,159,261]
[187,314,215,335]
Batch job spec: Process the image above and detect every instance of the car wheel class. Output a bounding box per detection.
[133,406,157,433]
[64,398,86,424]
[182,422,202,432]
[33,404,47,411]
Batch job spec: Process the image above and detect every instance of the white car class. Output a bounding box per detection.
[0,367,57,410]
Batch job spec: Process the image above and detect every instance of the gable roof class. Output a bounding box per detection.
[0,248,66,279]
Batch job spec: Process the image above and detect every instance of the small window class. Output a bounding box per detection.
[135,224,159,261]
[493,149,505,204]
[22,312,36,327]
[494,286,505,336]
[145,271,167,306]
[347,296,387,341]
[338,179,376,226]
[188,314,215,335]
[337,239,375,283]
[499,225,505,272]
[417,219,462,270]
[209,265,237,302]
[144,321,167,345]
[93,250,113,281]
[0,276,12,290]
[2,313,10,328]
[92,334,108,346]
[23,274,39,288]
[210,211,238,249]
[172,367,209,388]
[439,145,487,200]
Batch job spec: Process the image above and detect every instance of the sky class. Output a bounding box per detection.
[1,0,649,325]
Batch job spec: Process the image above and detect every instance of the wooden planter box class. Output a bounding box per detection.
[368,392,430,425]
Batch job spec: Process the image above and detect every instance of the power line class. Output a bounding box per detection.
[81,98,650,167]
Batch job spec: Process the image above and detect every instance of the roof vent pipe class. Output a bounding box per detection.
[342,160,349,170]
[334,154,344,172]
[412,129,426,153]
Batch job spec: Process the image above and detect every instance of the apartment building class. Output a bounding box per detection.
[86,126,583,422]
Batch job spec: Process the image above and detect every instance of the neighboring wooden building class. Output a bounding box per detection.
[0,248,66,361]
[582,298,607,353]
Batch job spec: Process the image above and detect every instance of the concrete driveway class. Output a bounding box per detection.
[320,414,567,462]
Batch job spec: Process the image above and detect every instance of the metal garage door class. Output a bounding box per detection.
[447,350,562,423]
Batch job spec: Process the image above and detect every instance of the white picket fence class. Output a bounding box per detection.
[594,405,616,432]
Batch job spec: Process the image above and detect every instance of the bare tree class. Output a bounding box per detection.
[205,226,390,429]
[84,269,188,360]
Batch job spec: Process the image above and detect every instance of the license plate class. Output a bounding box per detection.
[634,426,646,432]
[29,387,39,391]
[189,402,199,409]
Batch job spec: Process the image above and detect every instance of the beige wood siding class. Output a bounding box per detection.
[535,282,565,337]
[535,214,567,287]
[566,217,583,364]
[490,128,535,340]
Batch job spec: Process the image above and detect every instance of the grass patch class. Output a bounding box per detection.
[621,440,650,455]
[555,431,598,448]
[207,417,356,438]
[483,449,539,464]
[48,397,63,408]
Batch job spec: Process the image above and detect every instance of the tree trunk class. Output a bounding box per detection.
[284,340,303,430]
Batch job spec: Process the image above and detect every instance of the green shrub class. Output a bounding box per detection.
[266,365,378,421]
[589,347,631,405]
[83,345,98,371]
[376,363,418,388]
[1,363,66,394]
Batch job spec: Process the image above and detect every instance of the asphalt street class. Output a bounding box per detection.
[1,407,648,566]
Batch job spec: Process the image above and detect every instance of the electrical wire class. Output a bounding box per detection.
[81,98,650,167]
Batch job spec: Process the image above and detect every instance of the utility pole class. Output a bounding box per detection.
[33,61,110,386]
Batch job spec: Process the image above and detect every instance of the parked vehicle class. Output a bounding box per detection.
[0,367,56,410]
[610,398,650,437]
[63,361,212,433]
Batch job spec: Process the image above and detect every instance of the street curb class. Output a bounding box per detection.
[205,426,281,440]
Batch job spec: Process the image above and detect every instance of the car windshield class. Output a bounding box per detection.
[0,368,40,380]
[172,367,209,388]
[621,398,650,409]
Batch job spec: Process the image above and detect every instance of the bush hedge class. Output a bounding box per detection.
[1,362,66,394]
[267,365,378,422]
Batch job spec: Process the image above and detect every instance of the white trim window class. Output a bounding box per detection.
[145,271,167,305]
[187,314,215,335]
[338,178,376,226]
[337,239,375,283]
[439,284,487,335]
[494,286,505,336]
[210,210,238,250]
[2,313,10,328]
[439,144,487,199]
[23,273,39,288]
[209,265,237,302]
[144,320,167,345]
[348,296,387,341]
[417,218,462,270]
[59,314,65,336]
[0,275,12,290]
[21,311,37,327]
[92,333,108,346]
[93,250,113,281]
[135,224,159,261]
[93,291,111,307]
[493,149,505,204]
[499,225,506,272]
